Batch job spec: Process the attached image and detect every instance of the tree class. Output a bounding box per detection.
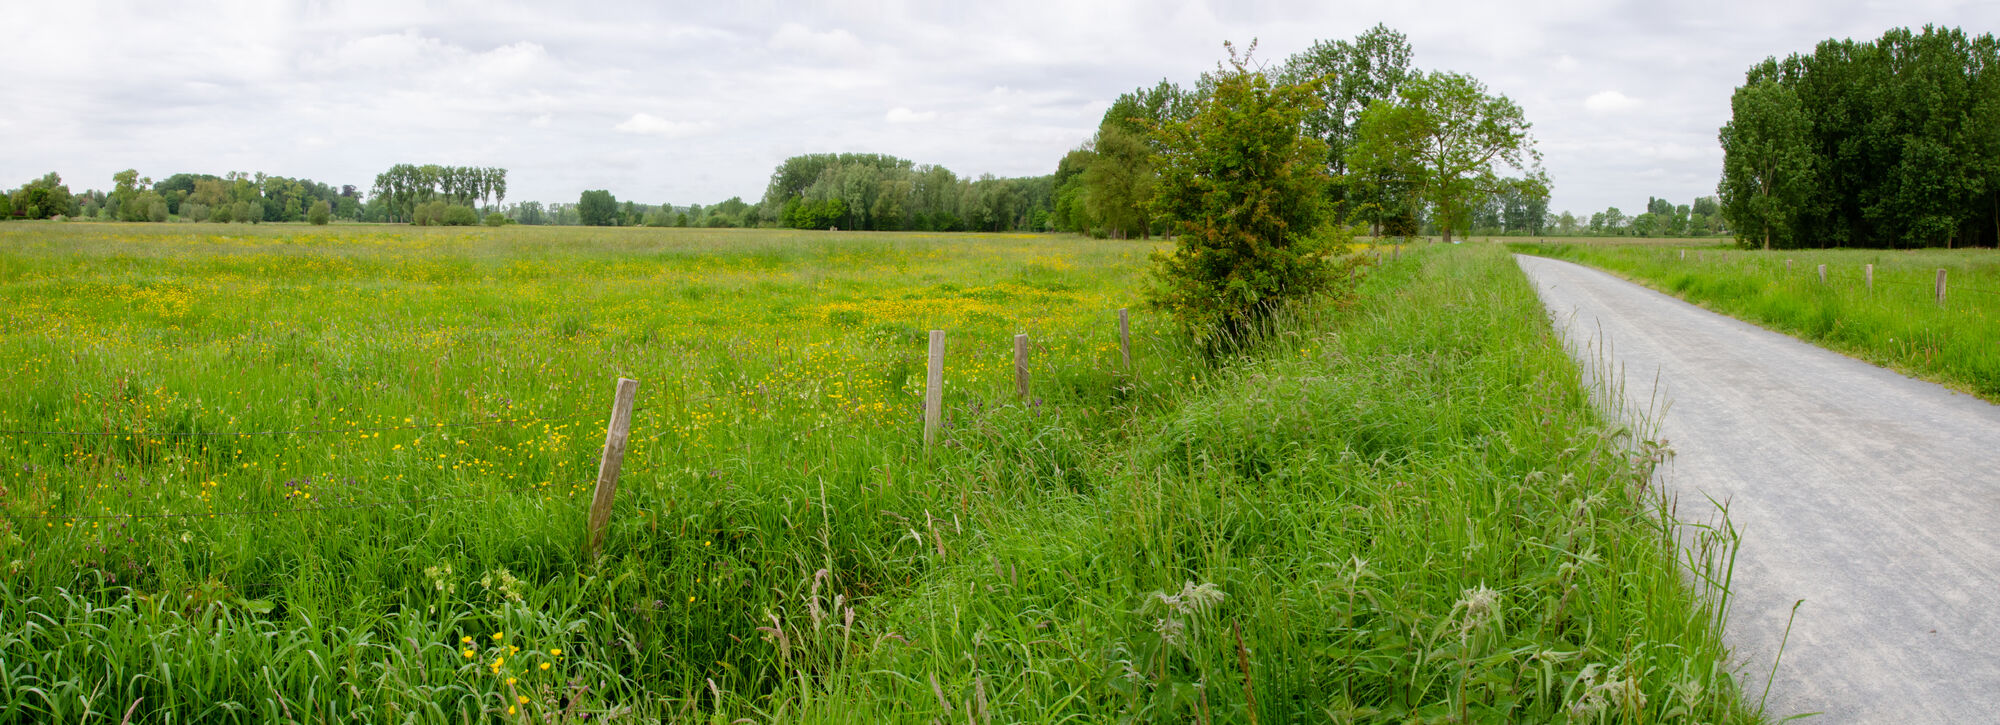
[1347,71,1543,243]
[1149,42,1342,344]
[577,190,618,226]
[308,200,332,225]
[1718,77,1815,249]
[1282,24,1417,220]
[9,173,74,219]
[1719,27,2000,248]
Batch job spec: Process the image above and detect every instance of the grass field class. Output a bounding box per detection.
[1510,240,2000,400]
[0,223,1750,722]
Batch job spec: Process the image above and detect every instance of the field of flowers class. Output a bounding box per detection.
[0,224,1750,722]
[0,223,1192,720]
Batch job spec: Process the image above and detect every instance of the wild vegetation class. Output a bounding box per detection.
[1512,240,2000,400]
[0,223,1748,721]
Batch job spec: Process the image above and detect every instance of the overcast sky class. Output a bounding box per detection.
[4,0,1994,216]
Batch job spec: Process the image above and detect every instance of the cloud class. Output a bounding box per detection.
[4,0,1998,216]
[1584,90,1642,114]
[885,107,936,124]
[614,113,714,138]
[769,22,869,63]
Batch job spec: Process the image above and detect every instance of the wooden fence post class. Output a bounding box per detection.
[1680,249,1686,260]
[1866,264,1874,291]
[1117,308,1132,371]
[1818,264,1826,283]
[924,330,945,448]
[1013,333,1030,400]
[586,377,639,560]
[1936,268,1948,306]
[1785,259,1793,272]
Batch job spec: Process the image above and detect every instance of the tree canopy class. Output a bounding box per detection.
[1346,71,1545,243]
[577,190,618,227]
[1718,25,2000,249]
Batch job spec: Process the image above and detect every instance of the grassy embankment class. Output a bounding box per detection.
[0,224,1748,722]
[1511,241,2000,400]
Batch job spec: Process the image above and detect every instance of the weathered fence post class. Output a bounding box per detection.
[924,330,945,448]
[1680,249,1686,260]
[1818,264,1827,283]
[1117,308,1132,371]
[1013,333,1030,400]
[1866,264,1874,291]
[1936,268,1948,306]
[586,377,639,560]
[1785,259,1793,272]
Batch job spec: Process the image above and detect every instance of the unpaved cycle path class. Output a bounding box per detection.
[1515,254,2000,722]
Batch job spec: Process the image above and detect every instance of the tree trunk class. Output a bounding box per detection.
[1441,227,1453,244]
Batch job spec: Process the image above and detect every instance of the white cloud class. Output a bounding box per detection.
[769,22,869,63]
[1584,90,1642,115]
[613,113,713,139]
[530,113,553,128]
[885,107,937,124]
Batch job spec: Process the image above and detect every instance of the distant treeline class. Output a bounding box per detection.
[1720,25,2000,249]
[370,165,508,223]
[2,170,358,224]
[759,153,1050,232]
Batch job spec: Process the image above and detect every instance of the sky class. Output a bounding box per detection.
[3,0,1995,217]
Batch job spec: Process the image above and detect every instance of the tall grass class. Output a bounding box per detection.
[0,224,1747,721]
[1511,241,2000,400]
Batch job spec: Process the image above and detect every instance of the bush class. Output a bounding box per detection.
[441,205,479,226]
[1149,44,1341,344]
[412,201,452,226]
[308,200,332,226]
[483,212,506,227]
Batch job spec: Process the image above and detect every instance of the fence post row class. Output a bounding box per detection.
[924,330,945,449]
[1936,268,1948,306]
[586,377,639,560]
[1014,334,1030,400]
[1117,308,1132,372]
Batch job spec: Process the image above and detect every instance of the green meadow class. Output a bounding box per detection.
[0,223,1749,722]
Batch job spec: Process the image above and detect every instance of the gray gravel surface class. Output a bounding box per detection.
[1515,254,2000,723]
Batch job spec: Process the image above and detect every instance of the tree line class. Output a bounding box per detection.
[3,170,360,224]
[1719,25,2000,249]
[755,153,1053,232]
[370,165,508,224]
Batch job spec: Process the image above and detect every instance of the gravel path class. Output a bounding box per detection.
[1515,254,2000,723]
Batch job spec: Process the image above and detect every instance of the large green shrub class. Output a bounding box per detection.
[1149,43,1344,344]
